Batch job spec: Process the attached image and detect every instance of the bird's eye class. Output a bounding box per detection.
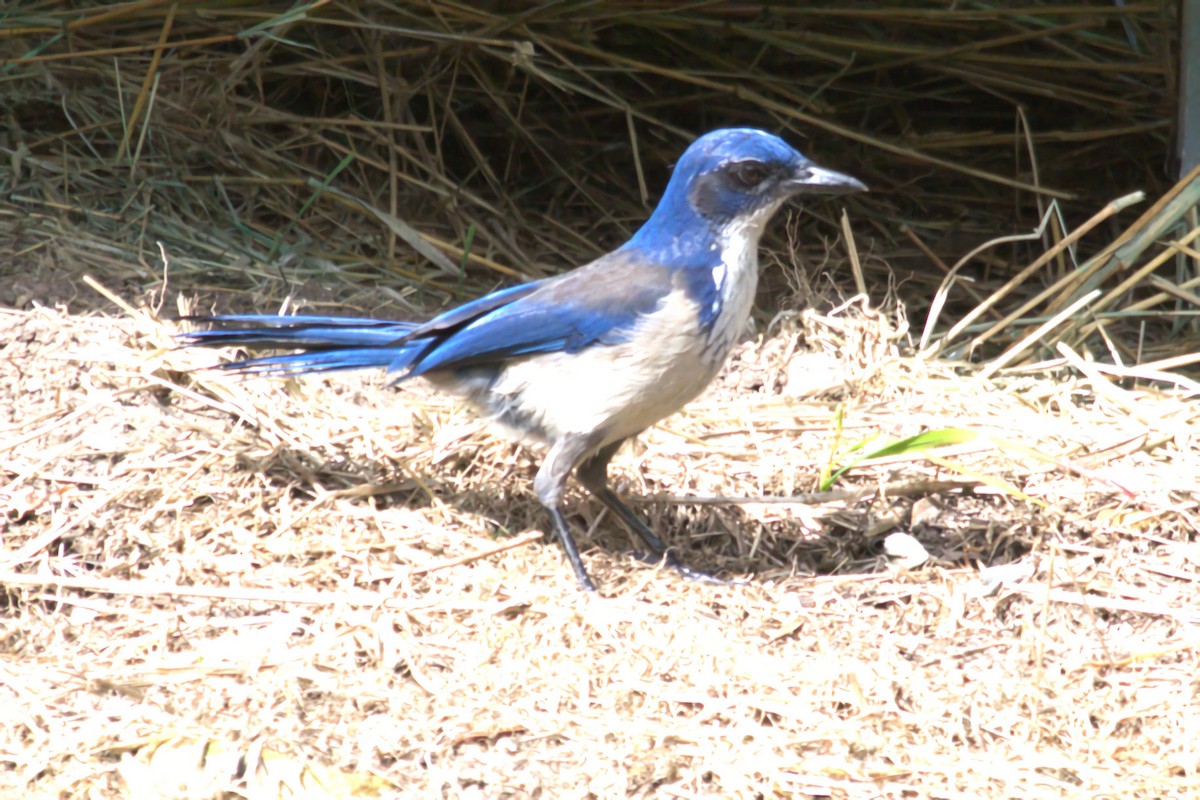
[731,162,769,188]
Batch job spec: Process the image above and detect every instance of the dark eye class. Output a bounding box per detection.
[731,162,769,188]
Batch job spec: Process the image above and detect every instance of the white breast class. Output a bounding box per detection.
[487,288,717,446]
[702,201,781,365]
[471,202,782,448]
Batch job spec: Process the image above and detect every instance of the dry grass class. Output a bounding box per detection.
[3,282,1199,798]
[2,1,1185,330]
[3,2,1200,798]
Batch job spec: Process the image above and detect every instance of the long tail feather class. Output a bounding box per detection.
[177,314,423,377]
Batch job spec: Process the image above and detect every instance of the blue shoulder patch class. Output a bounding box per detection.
[404,251,678,377]
[616,237,724,332]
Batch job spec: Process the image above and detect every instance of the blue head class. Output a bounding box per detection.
[625,128,865,261]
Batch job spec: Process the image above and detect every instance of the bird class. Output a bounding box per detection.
[178,128,866,591]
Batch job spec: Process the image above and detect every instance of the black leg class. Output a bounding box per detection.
[575,441,668,554]
[576,441,722,584]
[535,434,606,591]
[548,506,597,592]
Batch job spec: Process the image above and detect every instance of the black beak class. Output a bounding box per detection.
[782,164,867,195]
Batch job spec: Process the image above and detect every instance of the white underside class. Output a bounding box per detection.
[489,289,725,447]
[462,206,778,449]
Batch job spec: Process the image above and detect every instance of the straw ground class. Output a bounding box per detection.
[3,247,1199,796]
[3,2,1199,798]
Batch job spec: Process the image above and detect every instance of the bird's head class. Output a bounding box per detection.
[627,128,865,259]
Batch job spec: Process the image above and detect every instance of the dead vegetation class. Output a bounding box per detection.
[2,2,1200,798]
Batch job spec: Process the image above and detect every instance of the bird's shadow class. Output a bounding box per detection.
[229,443,1035,585]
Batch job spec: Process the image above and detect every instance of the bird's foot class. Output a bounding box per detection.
[627,550,737,585]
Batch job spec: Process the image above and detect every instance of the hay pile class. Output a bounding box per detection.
[3,2,1199,798]
[4,2,1184,327]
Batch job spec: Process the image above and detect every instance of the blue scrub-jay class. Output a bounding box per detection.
[179,128,866,590]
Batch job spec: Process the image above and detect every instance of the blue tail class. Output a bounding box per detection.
[177,314,423,378]
[178,271,661,384]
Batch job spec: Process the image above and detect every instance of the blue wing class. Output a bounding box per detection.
[180,251,682,381]
[400,252,676,377]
